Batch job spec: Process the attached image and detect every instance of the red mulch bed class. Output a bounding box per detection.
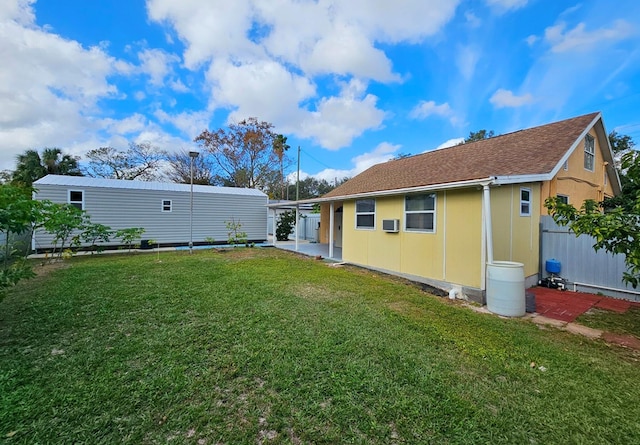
[529,287,631,322]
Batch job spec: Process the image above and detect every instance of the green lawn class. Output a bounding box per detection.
[1,248,639,444]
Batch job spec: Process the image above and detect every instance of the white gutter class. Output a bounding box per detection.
[482,181,495,265]
[269,177,499,206]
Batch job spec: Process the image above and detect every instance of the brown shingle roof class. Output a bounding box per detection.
[324,112,600,198]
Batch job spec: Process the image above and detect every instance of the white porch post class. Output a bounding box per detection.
[329,202,334,259]
[271,208,277,247]
[295,204,299,251]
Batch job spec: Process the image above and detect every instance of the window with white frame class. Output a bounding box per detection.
[556,194,569,205]
[520,188,531,216]
[68,190,84,210]
[584,134,595,171]
[405,193,436,232]
[355,199,375,229]
[563,160,568,171]
[162,199,172,212]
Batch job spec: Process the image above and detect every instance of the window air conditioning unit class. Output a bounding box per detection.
[382,219,400,233]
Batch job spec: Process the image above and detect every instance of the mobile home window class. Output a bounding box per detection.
[405,193,436,232]
[162,199,172,212]
[584,134,595,171]
[355,199,375,229]
[520,188,531,216]
[68,190,84,210]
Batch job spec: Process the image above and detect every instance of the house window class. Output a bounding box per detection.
[556,194,569,205]
[563,160,568,171]
[405,193,436,232]
[162,199,172,212]
[68,190,84,210]
[584,134,595,171]
[520,188,531,216]
[355,199,375,229]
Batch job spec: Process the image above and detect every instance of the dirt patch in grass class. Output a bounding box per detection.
[290,283,352,302]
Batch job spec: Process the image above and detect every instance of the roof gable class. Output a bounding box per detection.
[324,112,604,198]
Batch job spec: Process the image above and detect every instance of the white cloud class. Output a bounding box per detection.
[101,114,148,135]
[545,20,634,53]
[298,79,385,150]
[465,11,481,28]
[489,88,534,108]
[206,57,316,126]
[0,0,130,170]
[434,138,464,150]
[304,141,400,182]
[485,0,529,12]
[154,109,210,138]
[409,100,460,125]
[456,45,479,80]
[138,48,180,87]
[525,34,538,46]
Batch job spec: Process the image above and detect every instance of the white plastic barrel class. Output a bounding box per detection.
[486,261,526,317]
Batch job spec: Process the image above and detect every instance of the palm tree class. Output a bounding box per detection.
[272,135,290,200]
[12,148,82,187]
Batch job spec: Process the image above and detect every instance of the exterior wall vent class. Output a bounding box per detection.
[382,219,400,233]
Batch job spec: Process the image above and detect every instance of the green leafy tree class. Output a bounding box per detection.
[0,185,39,297]
[225,218,248,246]
[115,227,146,253]
[275,210,296,241]
[40,203,87,259]
[285,176,349,200]
[11,148,82,187]
[545,196,640,287]
[609,131,635,167]
[460,130,495,144]
[194,118,283,190]
[83,143,166,181]
[80,222,113,254]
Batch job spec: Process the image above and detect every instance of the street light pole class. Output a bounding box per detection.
[189,151,199,254]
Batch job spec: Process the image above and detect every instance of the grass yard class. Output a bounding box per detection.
[1,248,639,444]
[576,306,640,339]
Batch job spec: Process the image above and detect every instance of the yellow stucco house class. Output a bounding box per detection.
[311,112,620,302]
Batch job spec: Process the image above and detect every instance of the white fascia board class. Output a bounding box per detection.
[275,177,497,206]
[493,174,550,185]
[546,112,601,181]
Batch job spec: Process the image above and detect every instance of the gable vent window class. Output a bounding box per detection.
[355,199,375,229]
[405,193,436,232]
[68,190,84,210]
[162,199,172,212]
[584,134,595,171]
[520,188,531,216]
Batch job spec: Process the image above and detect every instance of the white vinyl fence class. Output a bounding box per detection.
[540,216,640,301]
[268,214,321,241]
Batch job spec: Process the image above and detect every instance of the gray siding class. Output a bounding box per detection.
[540,216,640,301]
[33,184,267,249]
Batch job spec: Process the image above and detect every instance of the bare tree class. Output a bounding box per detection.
[83,143,166,181]
[165,150,216,185]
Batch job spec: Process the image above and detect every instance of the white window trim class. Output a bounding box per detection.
[161,199,173,212]
[68,189,84,210]
[404,193,436,233]
[520,187,531,217]
[584,134,595,172]
[355,199,376,230]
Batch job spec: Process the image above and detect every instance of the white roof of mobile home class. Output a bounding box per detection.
[34,175,267,197]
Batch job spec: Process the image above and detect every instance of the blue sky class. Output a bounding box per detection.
[1,0,639,182]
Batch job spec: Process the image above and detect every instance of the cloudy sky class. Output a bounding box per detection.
[1,0,639,181]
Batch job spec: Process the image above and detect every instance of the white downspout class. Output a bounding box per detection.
[329,202,334,259]
[483,183,494,264]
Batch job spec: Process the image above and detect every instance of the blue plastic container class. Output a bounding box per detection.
[545,259,561,274]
